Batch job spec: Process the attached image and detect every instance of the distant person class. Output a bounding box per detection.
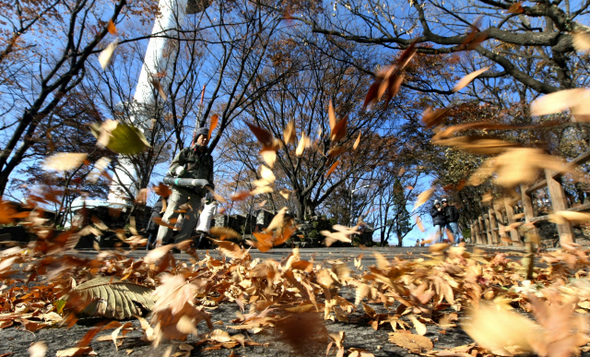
[145,199,165,250]
[415,239,420,247]
[430,199,446,244]
[442,198,460,243]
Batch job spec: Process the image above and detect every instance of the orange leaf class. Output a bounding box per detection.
[330,116,347,143]
[246,122,274,147]
[325,161,340,178]
[507,2,524,13]
[231,191,251,201]
[328,99,337,131]
[107,20,118,35]
[250,232,274,252]
[353,132,361,150]
[208,114,218,140]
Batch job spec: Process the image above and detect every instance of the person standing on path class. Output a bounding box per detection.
[145,198,165,250]
[430,199,447,244]
[442,198,460,243]
[155,127,214,246]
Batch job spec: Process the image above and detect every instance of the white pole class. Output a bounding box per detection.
[107,0,189,205]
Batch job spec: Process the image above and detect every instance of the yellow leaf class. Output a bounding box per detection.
[91,120,150,155]
[328,99,337,131]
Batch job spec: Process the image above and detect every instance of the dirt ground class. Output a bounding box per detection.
[0,288,474,357]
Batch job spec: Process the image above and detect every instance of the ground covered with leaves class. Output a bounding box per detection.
[1,239,590,357]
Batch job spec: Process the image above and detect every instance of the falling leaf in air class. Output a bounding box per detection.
[462,302,542,355]
[549,211,590,225]
[353,132,361,150]
[107,19,118,35]
[414,188,434,210]
[453,66,490,92]
[98,40,118,70]
[325,161,340,178]
[530,88,590,117]
[296,132,311,156]
[42,153,88,172]
[90,120,150,155]
[416,216,425,232]
[208,114,218,140]
[284,121,296,145]
[421,107,450,129]
[151,78,168,101]
[87,157,112,183]
[573,32,590,52]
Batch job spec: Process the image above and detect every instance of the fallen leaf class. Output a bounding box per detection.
[388,332,433,353]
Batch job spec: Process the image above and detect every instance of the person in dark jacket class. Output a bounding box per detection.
[430,199,447,243]
[442,198,460,243]
[155,127,214,246]
[145,199,164,250]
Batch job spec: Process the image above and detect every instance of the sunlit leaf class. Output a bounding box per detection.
[98,40,118,70]
[413,188,434,210]
[452,66,490,92]
[530,88,590,116]
[296,133,311,156]
[208,114,218,140]
[353,132,361,150]
[42,153,88,172]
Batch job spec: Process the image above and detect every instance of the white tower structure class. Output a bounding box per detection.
[108,0,207,205]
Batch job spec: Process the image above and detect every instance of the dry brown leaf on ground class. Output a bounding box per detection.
[56,346,95,357]
[28,341,47,357]
[276,312,328,353]
[389,331,433,353]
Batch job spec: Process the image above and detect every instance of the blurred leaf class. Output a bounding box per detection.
[91,120,150,155]
[208,114,218,140]
[107,20,118,35]
[452,66,490,92]
[98,40,118,70]
[43,153,88,172]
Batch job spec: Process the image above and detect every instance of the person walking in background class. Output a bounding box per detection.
[155,127,215,247]
[193,192,217,249]
[430,199,447,244]
[442,198,461,243]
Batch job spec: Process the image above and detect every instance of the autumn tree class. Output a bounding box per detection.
[0,0,158,197]
[219,32,416,221]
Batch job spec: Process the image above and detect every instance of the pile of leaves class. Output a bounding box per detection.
[1,212,590,357]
